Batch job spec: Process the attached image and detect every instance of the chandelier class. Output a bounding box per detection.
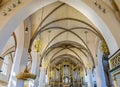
[16,67,36,80]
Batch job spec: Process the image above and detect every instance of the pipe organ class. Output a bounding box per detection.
[49,61,83,87]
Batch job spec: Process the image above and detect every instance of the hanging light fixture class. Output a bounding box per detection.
[84,31,92,69]
[16,51,36,80]
[16,66,36,80]
[34,7,44,53]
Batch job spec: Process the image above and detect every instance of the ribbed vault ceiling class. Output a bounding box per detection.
[1,1,108,71]
[29,2,105,70]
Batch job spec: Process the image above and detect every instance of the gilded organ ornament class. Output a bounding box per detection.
[49,61,83,86]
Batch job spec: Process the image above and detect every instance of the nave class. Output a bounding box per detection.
[0,0,120,87]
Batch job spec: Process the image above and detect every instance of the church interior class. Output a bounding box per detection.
[0,0,120,87]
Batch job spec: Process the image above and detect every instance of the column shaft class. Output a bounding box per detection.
[29,51,40,87]
[87,69,94,87]
[39,67,46,87]
[95,43,107,87]
[8,23,28,87]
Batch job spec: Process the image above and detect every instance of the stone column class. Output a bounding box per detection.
[29,51,40,87]
[34,69,40,87]
[95,43,107,87]
[29,68,40,87]
[8,23,29,87]
[87,69,94,87]
[6,54,13,79]
[39,67,46,87]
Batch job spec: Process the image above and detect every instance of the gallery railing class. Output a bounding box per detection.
[109,49,120,71]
